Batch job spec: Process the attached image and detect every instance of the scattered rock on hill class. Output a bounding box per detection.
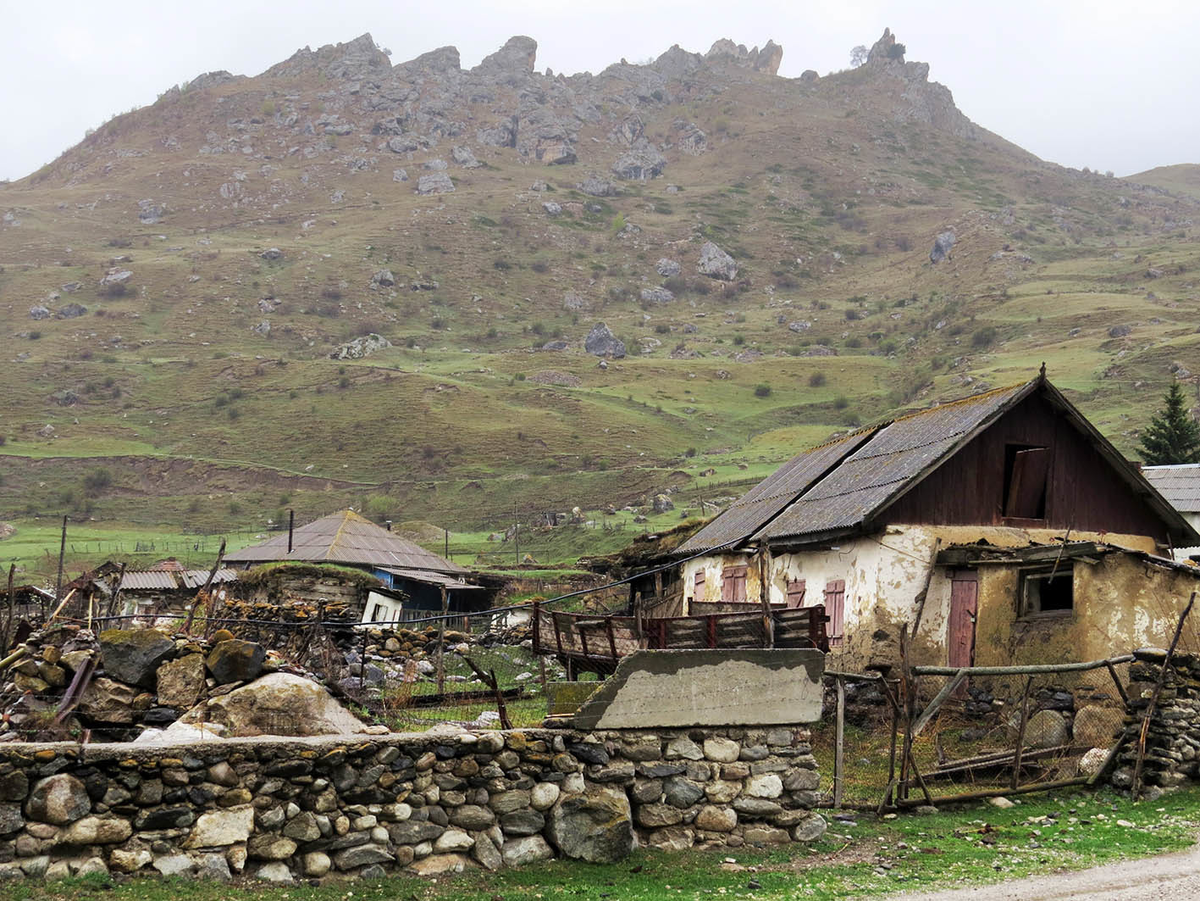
[656,258,681,277]
[929,231,955,264]
[542,201,562,216]
[252,320,271,336]
[788,320,811,332]
[29,305,50,320]
[1108,324,1132,338]
[652,494,674,513]
[56,303,87,319]
[698,241,737,280]
[640,287,674,304]
[612,142,667,180]
[99,267,132,287]
[392,168,409,182]
[331,333,392,360]
[138,200,165,225]
[260,248,284,261]
[452,145,481,168]
[563,291,587,311]
[424,158,449,171]
[578,176,618,197]
[371,269,395,287]
[584,322,625,359]
[416,172,455,195]
[0,523,14,541]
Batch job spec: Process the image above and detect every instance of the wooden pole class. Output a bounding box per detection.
[910,538,942,638]
[106,561,127,618]
[882,679,900,811]
[3,565,14,655]
[436,586,447,695]
[757,547,774,648]
[1011,676,1034,790]
[53,515,68,613]
[1133,591,1195,798]
[834,675,845,809]
[184,538,225,635]
[898,624,914,800]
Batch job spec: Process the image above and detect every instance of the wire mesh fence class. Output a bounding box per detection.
[812,658,1131,811]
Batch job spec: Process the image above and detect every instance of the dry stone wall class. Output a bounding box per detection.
[1113,648,1200,790]
[0,725,822,882]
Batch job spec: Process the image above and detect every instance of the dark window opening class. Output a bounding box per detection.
[1019,567,1073,617]
[1003,444,1050,519]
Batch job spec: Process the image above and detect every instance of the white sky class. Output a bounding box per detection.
[1,0,1196,182]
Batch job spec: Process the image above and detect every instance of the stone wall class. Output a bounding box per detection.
[1112,648,1200,790]
[0,725,823,882]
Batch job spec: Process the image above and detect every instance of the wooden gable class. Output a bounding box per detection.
[882,390,1171,543]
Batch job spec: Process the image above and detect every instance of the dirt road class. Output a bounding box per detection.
[888,842,1200,900]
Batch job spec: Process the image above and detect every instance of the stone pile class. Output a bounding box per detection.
[0,725,822,882]
[0,626,300,743]
[1113,647,1200,790]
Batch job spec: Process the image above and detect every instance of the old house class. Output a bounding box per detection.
[1143,464,1200,560]
[671,374,1200,670]
[63,559,239,621]
[224,510,492,621]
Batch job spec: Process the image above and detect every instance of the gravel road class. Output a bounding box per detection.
[887,842,1200,900]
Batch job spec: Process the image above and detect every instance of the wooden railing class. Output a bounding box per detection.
[532,603,828,677]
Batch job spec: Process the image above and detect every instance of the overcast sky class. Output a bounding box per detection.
[1,0,1196,183]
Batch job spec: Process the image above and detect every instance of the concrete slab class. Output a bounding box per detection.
[568,649,824,730]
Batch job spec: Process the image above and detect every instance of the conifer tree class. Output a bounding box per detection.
[1139,382,1200,465]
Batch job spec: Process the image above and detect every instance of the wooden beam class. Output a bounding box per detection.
[914,656,1132,677]
[910,668,967,738]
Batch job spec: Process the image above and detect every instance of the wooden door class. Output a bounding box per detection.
[948,570,978,669]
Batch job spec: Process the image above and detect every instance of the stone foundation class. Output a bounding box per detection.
[0,725,822,882]
[1113,648,1200,789]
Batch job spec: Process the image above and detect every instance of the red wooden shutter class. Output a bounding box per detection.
[722,565,747,603]
[694,570,706,599]
[824,579,845,645]
[786,579,807,609]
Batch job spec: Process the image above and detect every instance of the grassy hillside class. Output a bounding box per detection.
[1,31,1198,582]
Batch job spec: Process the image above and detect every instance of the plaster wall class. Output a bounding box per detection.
[679,526,1163,671]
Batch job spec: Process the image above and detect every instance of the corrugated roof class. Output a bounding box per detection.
[676,427,878,554]
[115,569,239,591]
[758,382,1031,542]
[1144,464,1200,512]
[225,510,468,574]
[379,567,484,591]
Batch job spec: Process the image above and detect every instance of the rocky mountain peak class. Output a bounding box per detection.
[866,28,905,66]
[704,39,783,75]
[265,31,391,81]
[471,35,538,78]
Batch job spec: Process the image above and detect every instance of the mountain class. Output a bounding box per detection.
[1,28,1198,567]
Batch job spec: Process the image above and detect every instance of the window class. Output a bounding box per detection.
[693,570,706,600]
[721,565,748,603]
[824,579,846,645]
[1003,444,1050,519]
[371,603,386,622]
[1019,567,1073,617]
[786,579,807,609]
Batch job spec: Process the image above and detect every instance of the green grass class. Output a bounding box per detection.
[4,786,1199,900]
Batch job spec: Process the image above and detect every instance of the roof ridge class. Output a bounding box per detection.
[885,379,1031,427]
